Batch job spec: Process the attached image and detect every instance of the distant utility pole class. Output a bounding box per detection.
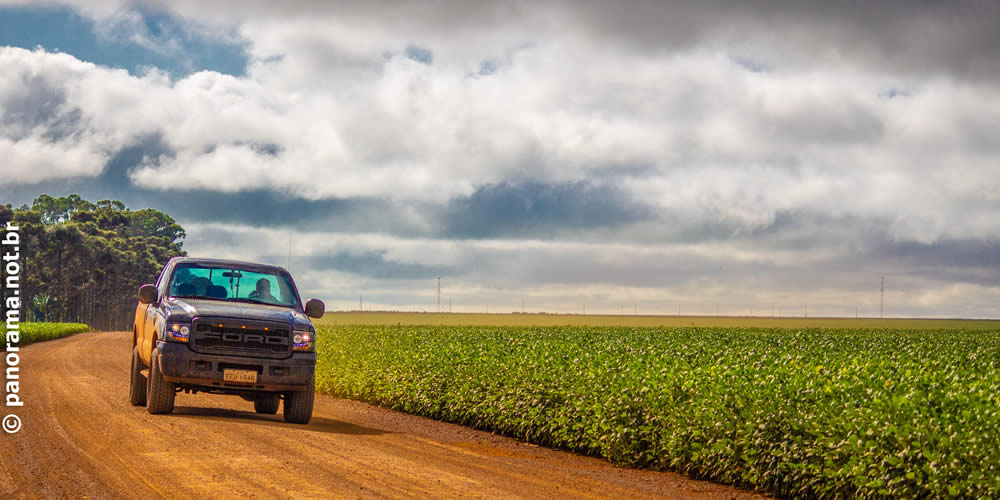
[880,276,885,319]
[634,303,637,315]
[437,277,441,313]
[521,298,525,314]
[449,299,452,313]
[360,295,362,312]
[804,304,808,318]
[856,303,859,319]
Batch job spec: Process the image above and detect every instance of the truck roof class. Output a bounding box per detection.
[167,256,290,274]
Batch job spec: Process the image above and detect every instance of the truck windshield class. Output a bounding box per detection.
[167,263,300,309]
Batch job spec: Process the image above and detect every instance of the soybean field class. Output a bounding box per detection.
[317,311,1000,330]
[20,322,89,344]
[315,324,1000,498]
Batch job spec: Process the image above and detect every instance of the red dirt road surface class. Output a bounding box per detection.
[0,332,764,499]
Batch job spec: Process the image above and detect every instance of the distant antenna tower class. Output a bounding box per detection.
[880,276,885,319]
[437,277,441,313]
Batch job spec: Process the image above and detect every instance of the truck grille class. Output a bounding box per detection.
[190,318,292,359]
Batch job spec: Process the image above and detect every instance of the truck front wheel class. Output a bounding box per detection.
[128,346,147,406]
[146,348,176,414]
[283,376,314,424]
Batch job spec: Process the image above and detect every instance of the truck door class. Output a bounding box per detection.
[143,304,158,361]
[133,303,148,350]
[140,263,170,364]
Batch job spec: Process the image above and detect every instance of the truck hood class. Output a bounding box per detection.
[163,298,313,331]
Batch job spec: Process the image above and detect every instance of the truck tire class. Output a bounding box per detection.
[129,346,147,406]
[254,393,280,414]
[283,376,314,424]
[146,349,176,414]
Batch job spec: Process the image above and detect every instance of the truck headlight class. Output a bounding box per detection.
[292,330,313,351]
[166,322,190,342]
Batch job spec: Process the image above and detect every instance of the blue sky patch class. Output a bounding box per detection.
[880,87,912,99]
[405,45,433,64]
[0,5,248,78]
[478,59,497,75]
[730,55,769,73]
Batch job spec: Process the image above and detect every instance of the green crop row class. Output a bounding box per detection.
[20,322,90,344]
[314,326,1000,498]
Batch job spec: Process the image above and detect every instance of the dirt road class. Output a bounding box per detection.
[0,332,763,499]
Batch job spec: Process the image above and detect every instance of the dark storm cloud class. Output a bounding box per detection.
[0,136,654,241]
[566,210,1000,290]
[298,250,447,280]
[0,70,85,143]
[743,212,1000,289]
[458,245,753,289]
[452,230,1000,294]
[100,139,383,229]
[877,239,1000,269]
[0,136,430,236]
[0,74,68,137]
[440,181,651,238]
[745,211,888,248]
[724,212,1000,289]
[866,238,1000,288]
[150,0,1000,82]
[556,0,1000,81]
[600,210,889,252]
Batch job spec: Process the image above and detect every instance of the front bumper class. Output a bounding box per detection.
[156,341,315,392]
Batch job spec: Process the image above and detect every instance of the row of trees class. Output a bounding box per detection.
[0,194,186,331]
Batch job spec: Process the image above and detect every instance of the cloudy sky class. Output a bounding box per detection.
[1,1,999,318]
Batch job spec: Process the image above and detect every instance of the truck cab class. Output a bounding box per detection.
[130,257,325,424]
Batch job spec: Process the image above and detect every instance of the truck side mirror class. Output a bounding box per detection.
[305,299,325,318]
[138,284,158,304]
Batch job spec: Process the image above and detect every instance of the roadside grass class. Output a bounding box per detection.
[315,324,1000,498]
[317,311,1000,330]
[20,322,90,344]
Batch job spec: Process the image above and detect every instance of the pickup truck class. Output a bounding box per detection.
[129,257,325,424]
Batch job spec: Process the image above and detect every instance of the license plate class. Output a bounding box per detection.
[223,369,257,384]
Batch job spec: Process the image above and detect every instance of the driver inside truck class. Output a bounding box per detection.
[190,277,211,296]
[250,278,277,303]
